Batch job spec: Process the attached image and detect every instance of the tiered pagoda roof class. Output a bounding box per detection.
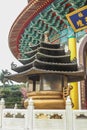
[6,41,84,83]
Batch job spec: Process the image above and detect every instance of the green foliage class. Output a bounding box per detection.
[0,84,24,108]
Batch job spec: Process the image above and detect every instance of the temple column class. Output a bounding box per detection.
[68,33,79,109]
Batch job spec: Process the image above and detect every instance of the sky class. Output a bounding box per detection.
[0,0,27,73]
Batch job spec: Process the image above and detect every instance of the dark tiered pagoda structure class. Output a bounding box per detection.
[5,0,87,109]
[7,36,84,109]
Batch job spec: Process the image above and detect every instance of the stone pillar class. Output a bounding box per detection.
[39,75,43,91]
[63,76,68,87]
[26,81,29,92]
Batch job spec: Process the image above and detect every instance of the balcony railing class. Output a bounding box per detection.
[0,97,87,130]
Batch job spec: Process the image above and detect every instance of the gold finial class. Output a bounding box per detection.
[44,31,49,43]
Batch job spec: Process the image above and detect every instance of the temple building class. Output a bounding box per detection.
[5,0,87,109]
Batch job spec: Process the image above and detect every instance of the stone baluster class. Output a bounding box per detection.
[14,103,18,109]
[66,96,73,130]
[25,98,34,130]
[0,98,5,128]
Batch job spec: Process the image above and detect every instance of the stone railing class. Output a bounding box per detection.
[0,97,87,130]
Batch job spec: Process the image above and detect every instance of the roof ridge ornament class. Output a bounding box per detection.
[11,62,17,70]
